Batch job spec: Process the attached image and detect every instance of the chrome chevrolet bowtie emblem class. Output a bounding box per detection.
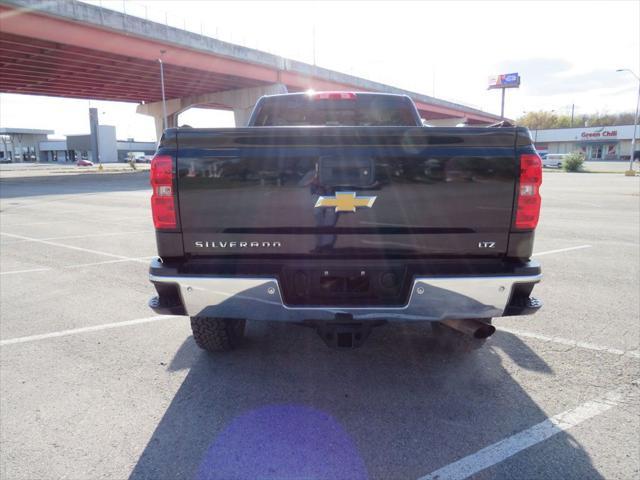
[314,192,377,213]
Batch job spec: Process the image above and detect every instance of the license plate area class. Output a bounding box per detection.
[281,266,408,306]
[319,274,370,294]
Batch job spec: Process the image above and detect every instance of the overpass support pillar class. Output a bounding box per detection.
[152,112,178,142]
[137,84,287,141]
[233,107,254,128]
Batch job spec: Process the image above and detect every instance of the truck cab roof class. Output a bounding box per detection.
[248,91,422,127]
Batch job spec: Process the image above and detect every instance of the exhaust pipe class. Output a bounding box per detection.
[439,319,496,339]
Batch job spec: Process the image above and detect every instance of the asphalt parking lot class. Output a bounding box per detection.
[1,170,638,480]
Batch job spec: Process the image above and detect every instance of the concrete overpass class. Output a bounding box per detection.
[0,0,503,139]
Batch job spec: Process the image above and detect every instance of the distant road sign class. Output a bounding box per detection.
[488,73,521,89]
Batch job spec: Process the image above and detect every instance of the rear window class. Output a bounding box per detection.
[252,94,419,127]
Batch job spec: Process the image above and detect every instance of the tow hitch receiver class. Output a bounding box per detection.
[308,314,385,349]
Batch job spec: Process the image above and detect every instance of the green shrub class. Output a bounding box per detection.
[563,152,584,172]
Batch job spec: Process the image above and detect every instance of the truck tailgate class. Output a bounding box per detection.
[176,127,518,258]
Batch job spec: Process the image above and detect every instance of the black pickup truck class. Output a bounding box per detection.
[148,92,542,351]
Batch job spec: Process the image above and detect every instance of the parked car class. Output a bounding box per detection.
[76,159,94,166]
[542,153,568,168]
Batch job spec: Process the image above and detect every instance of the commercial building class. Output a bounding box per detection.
[38,128,156,163]
[532,124,637,161]
[2,125,155,164]
[0,128,54,162]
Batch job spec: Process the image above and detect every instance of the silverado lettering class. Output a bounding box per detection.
[194,241,282,248]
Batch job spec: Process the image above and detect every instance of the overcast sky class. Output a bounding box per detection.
[1,0,638,140]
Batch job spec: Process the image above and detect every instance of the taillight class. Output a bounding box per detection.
[150,154,177,229]
[515,153,542,230]
[311,91,356,100]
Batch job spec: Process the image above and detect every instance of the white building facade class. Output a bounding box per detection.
[39,130,156,163]
[0,128,54,162]
[531,125,637,161]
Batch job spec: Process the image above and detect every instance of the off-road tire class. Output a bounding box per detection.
[190,317,246,352]
[430,319,492,353]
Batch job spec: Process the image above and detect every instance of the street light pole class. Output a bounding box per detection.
[159,51,168,132]
[616,69,639,175]
[312,25,316,66]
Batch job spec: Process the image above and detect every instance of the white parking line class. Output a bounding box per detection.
[532,245,592,256]
[1,230,153,244]
[0,256,155,276]
[0,209,147,229]
[0,267,52,276]
[418,380,638,480]
[0,220,68,227]
[576,201,602,208]
[0,232,149,263]
[0,315,176,346]
[63,256,155,269]
[498,327,640,359]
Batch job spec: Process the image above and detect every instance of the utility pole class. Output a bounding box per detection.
[159,50,168,132]
[616,69,639,175]
[312,25,316,66]
[630,81,639,175]
[570,104,575,128]
[89,107,100,164]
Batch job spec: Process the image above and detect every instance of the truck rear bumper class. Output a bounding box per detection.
[148,258,541,322]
